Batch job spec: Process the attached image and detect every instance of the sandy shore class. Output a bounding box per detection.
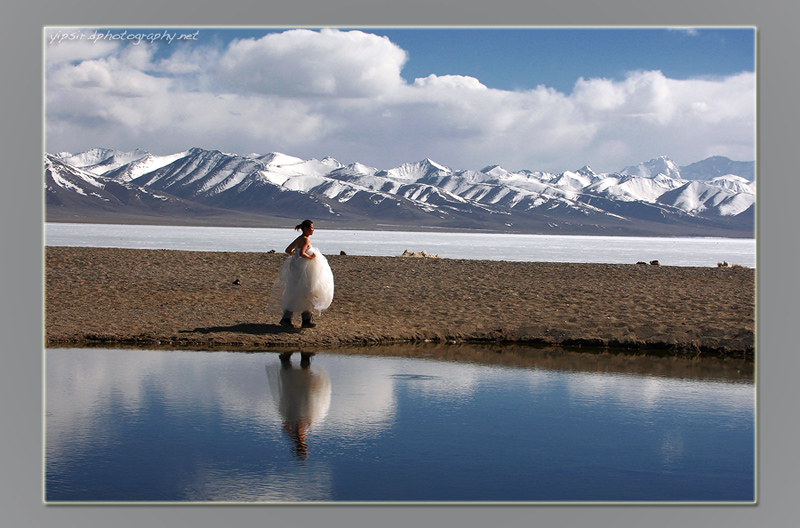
[45,247,755,356]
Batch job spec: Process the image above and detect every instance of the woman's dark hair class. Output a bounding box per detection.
[295,219,313,231]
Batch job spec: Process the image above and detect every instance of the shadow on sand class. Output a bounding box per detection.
[180,323,298,335]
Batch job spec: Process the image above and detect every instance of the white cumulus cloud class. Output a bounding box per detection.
[45,28,756,173]
[215,28,408,98]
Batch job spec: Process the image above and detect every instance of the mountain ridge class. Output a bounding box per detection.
[45,148,756,237]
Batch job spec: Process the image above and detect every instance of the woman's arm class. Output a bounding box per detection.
[285,235,303,255]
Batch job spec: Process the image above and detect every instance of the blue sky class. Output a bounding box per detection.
[44,26,756,173]
[363,28,755,92]
[142,26,755,92]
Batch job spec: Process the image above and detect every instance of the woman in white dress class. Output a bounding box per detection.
[278,220,334,328]
[266,352,331,460]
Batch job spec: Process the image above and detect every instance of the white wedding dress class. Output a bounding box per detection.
[279,245,334,314]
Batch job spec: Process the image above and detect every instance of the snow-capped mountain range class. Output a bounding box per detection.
[45,147,755,237]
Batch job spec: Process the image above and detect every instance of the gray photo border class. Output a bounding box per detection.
[4,1,795,527]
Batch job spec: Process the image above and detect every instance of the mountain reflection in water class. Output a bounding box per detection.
[45,344,754,503]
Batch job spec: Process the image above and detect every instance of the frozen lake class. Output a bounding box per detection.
[45,222,756,268]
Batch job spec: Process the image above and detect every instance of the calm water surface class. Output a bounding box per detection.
[45,346,755,503]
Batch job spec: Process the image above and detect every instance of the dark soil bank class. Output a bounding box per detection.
[45,247,755,356]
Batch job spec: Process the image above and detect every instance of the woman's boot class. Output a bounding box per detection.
[301,312,316,328]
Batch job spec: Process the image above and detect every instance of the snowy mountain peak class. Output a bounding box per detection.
[679,156,755,182]
[711,174,749,183]
[55,147,116,166]
[105,151,191,183]
[57,147,150,173]
[481,165,513,178]
[707,174,755,194]
[250,152,305,167]
[187,147,223,158]
[621,156,681,180]
[554,170,593,190]
[422,158,450,172]
[384,158,452,180]
[347,162,378,175]
[316,156,343,169]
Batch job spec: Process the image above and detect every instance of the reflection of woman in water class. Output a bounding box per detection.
[277,220,334,329]
[266,352,332,460]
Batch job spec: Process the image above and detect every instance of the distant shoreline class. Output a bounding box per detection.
[45,247,755,356]
[44,211,757,239]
